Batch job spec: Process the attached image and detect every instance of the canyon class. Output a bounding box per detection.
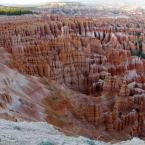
[0,12,145,143]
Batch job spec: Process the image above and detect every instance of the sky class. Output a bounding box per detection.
[0,0,145,7]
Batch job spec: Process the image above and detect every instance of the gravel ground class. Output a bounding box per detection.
[0,119,144,145]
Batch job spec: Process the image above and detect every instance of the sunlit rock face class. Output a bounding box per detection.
[0,14,144,142]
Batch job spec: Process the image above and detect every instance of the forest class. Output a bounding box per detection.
[0,7,33,15]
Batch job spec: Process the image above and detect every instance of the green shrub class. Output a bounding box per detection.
[13,126,21,131]
[132,50,145,59]
[85,140,96,145]
[39,141,54,145]
[51,95,60,101]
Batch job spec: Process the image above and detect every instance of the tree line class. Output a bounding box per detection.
[0,7,33,15]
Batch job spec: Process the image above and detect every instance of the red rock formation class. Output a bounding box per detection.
[0,14,144,142]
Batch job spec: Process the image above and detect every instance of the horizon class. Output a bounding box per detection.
[0,0,144,7]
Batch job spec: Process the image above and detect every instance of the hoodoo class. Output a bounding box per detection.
[0,3,145,143]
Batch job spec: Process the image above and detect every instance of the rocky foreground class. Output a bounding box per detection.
[0,119,144,145]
